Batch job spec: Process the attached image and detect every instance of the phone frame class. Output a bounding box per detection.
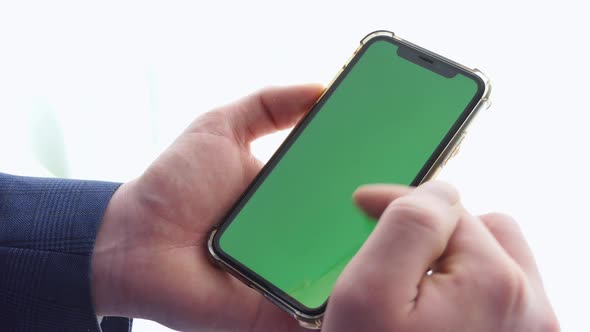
[208,30,492,329]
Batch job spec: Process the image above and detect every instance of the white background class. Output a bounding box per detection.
[1,1,588,331]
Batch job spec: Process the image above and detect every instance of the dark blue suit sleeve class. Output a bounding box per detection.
[0,173,132,332]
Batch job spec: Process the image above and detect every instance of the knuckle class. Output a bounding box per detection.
[199,109,227,124]
[484,263,528,315]
[385,196,446,235]
[452,263,529,321]
[482,213,522,235]
[190,110,234,137]
[456,263,559,332]
[193,109,226,128]
[418,180,460,204]
[482,212,518,227]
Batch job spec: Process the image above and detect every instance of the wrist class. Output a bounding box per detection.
[91,181,138,316]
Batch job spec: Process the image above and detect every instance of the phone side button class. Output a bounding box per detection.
[449,135,466,160]
[441,152,453,167]
[443,134,466,166]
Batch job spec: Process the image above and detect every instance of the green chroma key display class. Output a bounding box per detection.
[217,39,480,309]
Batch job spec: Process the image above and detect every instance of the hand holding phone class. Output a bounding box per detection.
[209,30,491,328]
[92,85,323,332]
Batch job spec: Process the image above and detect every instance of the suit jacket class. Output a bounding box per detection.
[0,173,132,332]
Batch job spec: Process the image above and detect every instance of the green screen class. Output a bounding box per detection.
[218,39,479,309]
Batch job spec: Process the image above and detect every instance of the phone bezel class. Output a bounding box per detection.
[209,33,487,322]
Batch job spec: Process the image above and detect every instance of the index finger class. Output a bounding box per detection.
[345,181,462,310]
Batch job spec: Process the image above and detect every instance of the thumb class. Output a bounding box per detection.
[224,84,324,144]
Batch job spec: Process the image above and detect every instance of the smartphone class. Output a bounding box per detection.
[208,30,491,329]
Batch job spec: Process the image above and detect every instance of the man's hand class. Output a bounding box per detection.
[322,181,559,332]
[90,84,558,332]
[91,85,323,332]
